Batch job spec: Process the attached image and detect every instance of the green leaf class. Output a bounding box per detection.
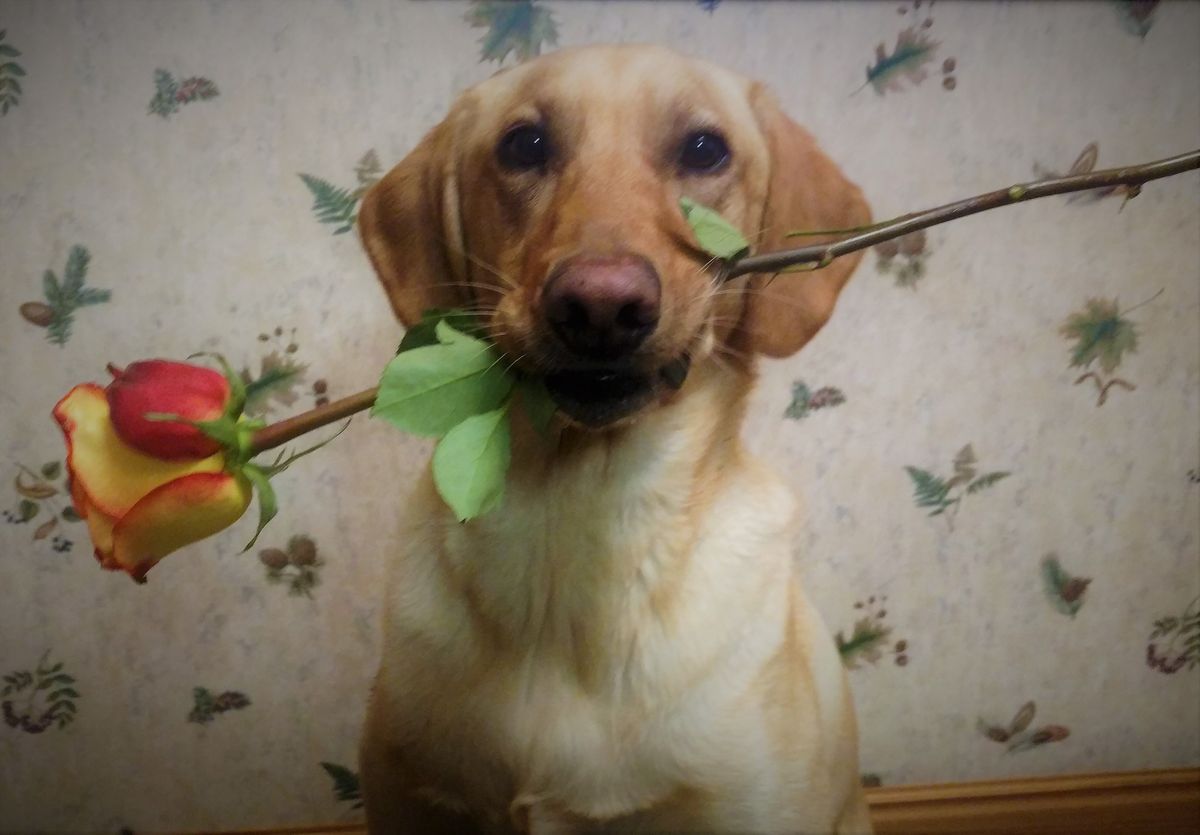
[784,381,812,420]
[864,27,939,95]
[966,471,1009,495]
[904,466,951,510]
[372,329,514,437]
[0,62,26,77]
[299,173,359,233]
[2,77,21,95]
[40,462,61,480]
[396,308,482,353]
[1060,298,1139,374]
[48,688,80,700]
[241,465,278,551]
[18,499,39,522]
[680,197,751,260]
[517,378,556,435]
[0,44,20,57]
[467,0,559,64]
[432,405,512,522]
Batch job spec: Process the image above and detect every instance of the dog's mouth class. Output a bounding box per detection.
[543,354,692,428]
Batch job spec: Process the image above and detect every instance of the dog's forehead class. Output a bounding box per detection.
[466,45,757,129]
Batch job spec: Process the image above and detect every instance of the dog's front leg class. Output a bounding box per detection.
[359,687,484,835]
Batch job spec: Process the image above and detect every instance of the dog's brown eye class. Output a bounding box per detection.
[679,132,730,173]
[498,124,551,170]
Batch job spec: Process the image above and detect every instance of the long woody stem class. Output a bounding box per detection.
[241,149,1200,455]
[248,387,377,455]
[725,149,1199,279]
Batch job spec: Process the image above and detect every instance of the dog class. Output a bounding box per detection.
[356,44,872,835]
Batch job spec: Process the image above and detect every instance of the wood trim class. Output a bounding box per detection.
[204,768,1200,835]
[867,767,1200,835]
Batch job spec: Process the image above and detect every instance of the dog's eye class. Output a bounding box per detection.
[679,132,730,174]
[498,124,552,171]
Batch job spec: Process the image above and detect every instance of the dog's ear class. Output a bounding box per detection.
[739,85,871,357]
[357,113,469,327]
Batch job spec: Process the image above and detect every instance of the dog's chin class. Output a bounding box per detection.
[544,354,692,429]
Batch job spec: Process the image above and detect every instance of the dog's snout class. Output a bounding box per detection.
[542,255,661,359]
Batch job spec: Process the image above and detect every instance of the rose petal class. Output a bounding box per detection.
[53,384,224,518]
[110,471,252,581]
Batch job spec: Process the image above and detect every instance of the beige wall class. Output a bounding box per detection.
[0,1,1197,829]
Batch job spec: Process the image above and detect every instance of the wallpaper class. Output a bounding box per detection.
[1,1,1198,831]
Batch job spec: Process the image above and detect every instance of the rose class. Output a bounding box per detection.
[106,360,231,459]
[53,360,254,583]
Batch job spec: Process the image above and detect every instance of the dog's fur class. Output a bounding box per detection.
[357,45,872,834]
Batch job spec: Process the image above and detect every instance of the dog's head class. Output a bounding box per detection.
[360,45,869,428]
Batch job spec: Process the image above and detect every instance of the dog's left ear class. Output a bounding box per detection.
[739,85,872,357]
[358,109,470,327]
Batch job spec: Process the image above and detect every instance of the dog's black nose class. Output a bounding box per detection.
[542,254,661,360]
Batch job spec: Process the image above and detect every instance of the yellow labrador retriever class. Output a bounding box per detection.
[357,44,872,835]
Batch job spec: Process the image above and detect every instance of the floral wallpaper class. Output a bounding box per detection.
[1,1,1198,831]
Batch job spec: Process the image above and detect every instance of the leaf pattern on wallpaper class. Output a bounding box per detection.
[0,29,25,115]
[978,701,1070,753]
[239,326,334,417]
[148,69,219,118]
[259,534,324,598]
[6,462,82,552]
[320,761,364,810]
[20,245,111,346]
[2,652,79,734]
[697,0,722,13]
[862,25,940,95]
[1115,1,1159,38]
[466,1,558,65]
[784,381,846,420]
[299,149,383,235]
[1041,554,1091,618]
[1060,294,1157,406]
[188,687,250,724]
[1146,596,1199,675]
[836,595,910,670]
[874,229,931,288]
[905,444,1010,528]
[1033,143,1141,209]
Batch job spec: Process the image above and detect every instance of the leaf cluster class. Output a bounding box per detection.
[40,245,111,345]
[0,29,25,115]
[466,1,559,64]
[1060,298,1138,374]
[905,444,1010,519]
[835,617,893,670]
[1040,553,1090,618]
[374,315,555,521]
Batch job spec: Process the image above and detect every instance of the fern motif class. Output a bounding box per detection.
[905,444,1010,527]
[2,651,80,733]
[300,151,384,235]
[320,761,364,809]
[24,245,111,346]
[862,26,939,95]
[0,29,26,115]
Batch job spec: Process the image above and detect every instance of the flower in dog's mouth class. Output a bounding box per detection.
[543,354,692,428]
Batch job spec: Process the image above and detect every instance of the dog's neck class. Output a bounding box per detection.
[433,358,760,691]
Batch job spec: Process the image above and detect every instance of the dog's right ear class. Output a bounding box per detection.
[357,113,469,327]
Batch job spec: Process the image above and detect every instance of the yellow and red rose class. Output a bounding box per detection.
[53,360,255,583]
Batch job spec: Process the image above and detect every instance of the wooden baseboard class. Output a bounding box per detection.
[866,767,1200,835]
[208,768,1200,835]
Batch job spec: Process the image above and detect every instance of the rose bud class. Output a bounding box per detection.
[106,360,232,459]
[53,384,251,582]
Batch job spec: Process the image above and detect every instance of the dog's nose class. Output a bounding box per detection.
[542,254,661,360]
